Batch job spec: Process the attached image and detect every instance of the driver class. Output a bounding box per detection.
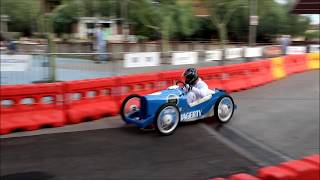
[182,68,212,105]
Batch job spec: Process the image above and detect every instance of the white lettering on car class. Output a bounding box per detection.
[181,110,202,121]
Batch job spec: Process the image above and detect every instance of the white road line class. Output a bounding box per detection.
[200,123,267,166]
[223,125,293,161]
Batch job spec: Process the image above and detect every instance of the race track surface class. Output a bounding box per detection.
[1,70,319,180]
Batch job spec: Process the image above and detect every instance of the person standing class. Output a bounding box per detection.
[95,24,107,63]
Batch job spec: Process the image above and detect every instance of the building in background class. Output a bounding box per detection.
[0,15,10,33]
[75,17,132,42]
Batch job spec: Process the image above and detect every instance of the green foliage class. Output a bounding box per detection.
[257,1,311,42]
[305,30,320,40]
[1,0,40,36]
[1,0,312,42]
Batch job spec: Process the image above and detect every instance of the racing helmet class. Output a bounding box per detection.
[182,68,199,85]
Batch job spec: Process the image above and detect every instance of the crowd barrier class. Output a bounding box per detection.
[0,83,66,134]
[64,78,119,124]
[210,154,320,180]
[0,53,319,134]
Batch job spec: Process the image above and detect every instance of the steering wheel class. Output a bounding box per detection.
[176,81,190,92]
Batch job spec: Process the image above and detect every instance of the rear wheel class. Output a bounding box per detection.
[120,94,141,122]
[155,103,180,136]
[214,95,234,123]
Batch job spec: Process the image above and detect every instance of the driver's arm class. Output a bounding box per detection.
[191,87,208,98]
[191,81,210,98]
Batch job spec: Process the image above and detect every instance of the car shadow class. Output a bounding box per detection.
[1,171,55,180]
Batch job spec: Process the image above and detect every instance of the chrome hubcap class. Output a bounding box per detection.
[157,106,179,134]
[218,97,233,122]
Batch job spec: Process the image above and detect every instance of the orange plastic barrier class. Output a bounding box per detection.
[1,53,317,134]
[118,72,161,102]
[283,54,308,75]
[159,69,184,89]
[229,173,261,180]
[246,60,273,87]
[280,160,319,180]
[198,66,225,89]
[210,154,320,180]
[64,78,119,124]
[0,83,66,134]
[258,166,298,180]
[220,64,253,92]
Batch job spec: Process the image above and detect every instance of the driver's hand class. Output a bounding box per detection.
[185,84,192,92]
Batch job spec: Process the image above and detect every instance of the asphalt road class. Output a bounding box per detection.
[1,70,319,180]
[229,70,320,159]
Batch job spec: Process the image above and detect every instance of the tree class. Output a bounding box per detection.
[128,0,197,52]
[1,0,40,36]
[257,0,310,42]
[205,0,247,49]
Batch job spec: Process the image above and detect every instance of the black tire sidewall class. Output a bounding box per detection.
[214,95,235,123]
[120,94,141,121]
[155,103,180,136]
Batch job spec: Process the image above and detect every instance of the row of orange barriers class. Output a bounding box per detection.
[210,154,320,180]
[0,53,319,135]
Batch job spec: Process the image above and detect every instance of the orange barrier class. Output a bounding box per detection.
[228,174,261,180]
[198,66,225,89]
[283,54,308,75]
[118,73,161,103]
[245,60,273,87]
[0,83,66,134]
[210,154,320,180]
[0,53,318,134]
[220,64,252,92]
[159,69,184,89]
[64,78,119,124]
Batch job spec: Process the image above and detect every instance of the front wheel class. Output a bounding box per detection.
[214,95,234,123]
[155,103,180,136]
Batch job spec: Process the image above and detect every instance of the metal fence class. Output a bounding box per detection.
[2,43,315,85]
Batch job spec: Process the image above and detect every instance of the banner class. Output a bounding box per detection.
[244,47,263,58]
[225,48,243,59]
[286,46,306,55]
[124,52,160,68]
[263,45,282,57]
[205,50,222,61]
[309,44,320,53]
[0,54,31,71]
[172,52,198,65]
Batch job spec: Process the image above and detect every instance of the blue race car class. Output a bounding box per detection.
[120,81,236,135]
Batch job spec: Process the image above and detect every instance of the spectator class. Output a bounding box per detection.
[280,35,291,55]
[95,24,107,63]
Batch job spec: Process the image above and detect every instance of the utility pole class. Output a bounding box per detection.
[121,0,129,42]
[249,0,258,46]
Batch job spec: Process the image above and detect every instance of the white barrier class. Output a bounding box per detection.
[225,48,243,59]
[124,52,160,68]
[205,50,222,61]
[286,46,306,55]
[172,51,198,65]
[309,44,319,53]
[0,54,31,71]
[244,47,263,58]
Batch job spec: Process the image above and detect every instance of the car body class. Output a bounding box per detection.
[120,84,236,135]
